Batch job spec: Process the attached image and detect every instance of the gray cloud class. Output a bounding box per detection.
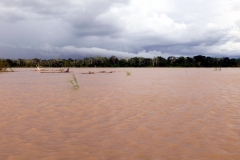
[0,0,240,59]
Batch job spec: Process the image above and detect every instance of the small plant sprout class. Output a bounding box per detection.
[69,73,79,89]
[125,71,131,76]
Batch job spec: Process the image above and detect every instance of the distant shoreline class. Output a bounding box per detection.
[1,55,240,68]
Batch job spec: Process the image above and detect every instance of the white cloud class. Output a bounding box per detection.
[39,44,178,59]
[0,0,240,59]
[209,41,240,54]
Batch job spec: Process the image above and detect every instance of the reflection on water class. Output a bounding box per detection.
[1,68,240,160]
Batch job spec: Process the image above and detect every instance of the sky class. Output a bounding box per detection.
[0,0,240,59]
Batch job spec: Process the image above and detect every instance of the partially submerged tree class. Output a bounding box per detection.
[0,59,8,72]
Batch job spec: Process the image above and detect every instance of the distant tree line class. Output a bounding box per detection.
[1,55,240,68]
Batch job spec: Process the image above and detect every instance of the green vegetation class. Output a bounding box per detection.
[125,71,131,76]
[69,74,79,89]
[0,55,240,68]
[0,59,9,72]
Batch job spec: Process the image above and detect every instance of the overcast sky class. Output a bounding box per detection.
[0,0,240,59]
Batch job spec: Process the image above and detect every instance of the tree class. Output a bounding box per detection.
[17,59,25,67]
[5,59,14,67]
[109,56,118,66]
[128,58,136,67]
[138,57,145,66]
[119,59,128,67]
[157,56,167,66]
[230,58,238,67]
[167,56,176,66]
[222,57,230,67]
[83,58,90,66]
[153,57,160,66]
[185,57,195,67]
[193,55,206,67]
[0,59,8,71]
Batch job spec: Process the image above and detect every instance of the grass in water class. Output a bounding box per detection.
[125,71,131,76]
[69,73,79,89]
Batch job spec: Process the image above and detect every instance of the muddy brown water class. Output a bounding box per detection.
[0,68,240,160]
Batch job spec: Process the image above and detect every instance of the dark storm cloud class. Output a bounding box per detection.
[1,0,69,16]
[72,19,121,37]
[64,1,129,37]
[0,44,42,59]
[0,0,240,59]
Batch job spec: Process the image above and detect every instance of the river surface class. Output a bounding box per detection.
[0,68,240,160]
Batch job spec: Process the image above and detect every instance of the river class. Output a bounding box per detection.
[0,68,240,160]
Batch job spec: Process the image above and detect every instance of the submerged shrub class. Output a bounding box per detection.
[125,71,131,76]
